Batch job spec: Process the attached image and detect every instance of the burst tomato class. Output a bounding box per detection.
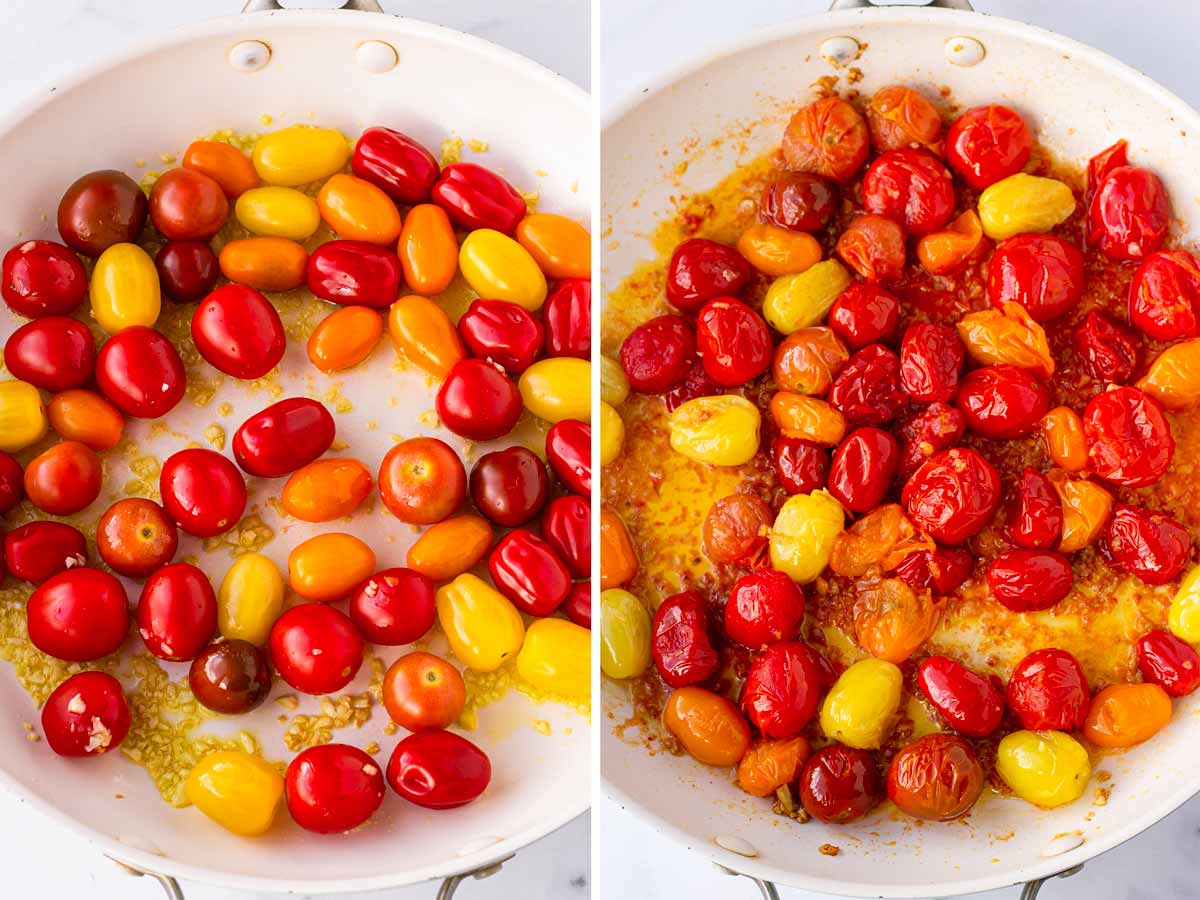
[957,364,1050,439]
[1005,467,1064,550]
[1083,386,1174,488]
[695,297,771,386]
[702,493,773,566]
[1098,503,1191,585]
[827,427,899,513]
[724,569,805,648]
[887,733,984,820]
[740,642,823,738]
[901,448,1000,545]
[945,104,1032,190]
[1007,647,1091,731]
[988,234,1085,322]
[620,315,697,393]
[651,591,719,688]
[917,655,1005,737]
[986,549,1073,612]
[799,744,882,823]
[862,148,955,235]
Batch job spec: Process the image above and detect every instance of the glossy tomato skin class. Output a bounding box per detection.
[1005,467,1063,550]
[378,437,466,525]
[269,604,364,695]
[286,743,385,833]
[1098,504,1191,585]
[771,438,829,495]
[457,299,544,373]
[543,278,591,360]
[651,591,719,688]
[986,549,1073,612]
[702,494,773,567]
[382,651,465,731]
[620,315,697,393]
[1007,647,1091,731]
[436,359,522,441]
[1083,386,1174,488]
[159,448,247,538]
[828,344,908,427]
[1128,250,1200,341]
[149,168,229,240]
[945,104,1032,189]
[57,170,148,256]
[740,642,823,738]
[563,582,592,628]
[4,522,87,584]
[488,529,572,617]
[188,639,272,714]
[4,316,94,391]
[24,441,102,516]
[917,655,1005,737]
[695,297,771,386]
[861,148,955,235]
[1073,309,1142,385]
[896,402,965,479]
[306,240,403,309]
[137,563,218,661]
[386,730,491,809]
[470,446,549,527]
[724,569,805,648]
[352,127,440,204]
[430,162,524,234]
[760,173,838,232]
[96,498,178,578]
[2,240,87,317]
[0,452,22,514]
[887,733,985,820]
[348,567,436,645]
[827,427,899,513]
[665,238,752,314]
[988,234,1085,322]
[541,495,590,578]
[192,284,286,380]
[903,447,1000,545]
[232,398,335,478]
[664,359,721,412]
[894,545,974,595]
[800,744,883,823]
[41,671,130,756]
[156,240,219,303]
[829,284,900,348]
[1088,165,1170,261]
[95,326,186,418]
[546,419,591,496]
[1137,629,1200,697]
[27,568,129,661]
[957,365,1051,439]
[898,323,964,405]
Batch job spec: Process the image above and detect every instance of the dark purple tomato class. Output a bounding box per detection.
[57,170,148,256]
[188,639,272,714]
[156,240,219,302]
[469,446,549,527]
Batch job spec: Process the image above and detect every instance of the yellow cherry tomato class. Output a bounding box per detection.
[1041,406,1088,472]
[515,213,591,279]
[436,573,526,672]
[252,125,350,187]
[306,306,383,374]
[518,357,591,422]
[978,173,1076,240]
[516,618,591,704]
[769,489,845,584]
[819,658,902,750]
[664,686,752,767]
[996,730,1090,809]
[317,173,402,244]
[762,259,851,335]
[737,224,822,277]
[1170,566,1200,642]
[218,553,284,646]
[235,186,321,241]
[185,749,284,836]
[0,380,48,452]
[398,203,458,295]
[1083,683,1172,748]
[459,228,547,310]
[219,237,307,292]
[287,533,376,602]
[406,514,493,582]
[600,354,629,407]
[600,588,651,679]
[89,243,160,334]
[667,395,761,466]
[599,401,624,466]
[387,294,465,379]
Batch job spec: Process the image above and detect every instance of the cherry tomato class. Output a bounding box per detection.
[218,237,306,293]
[827,427,899,513]
[2,240,87,317]
[281,457,373,522]
[781,97,869,184]
[269,604,364,695]
[898,323,964,404]
[41,671,129,756]
[563,582,591,629]
[835,216,906,283]
[288,533,375,602]
[406,514,493,582]
[1083,683,1172,748]
[516,213,591,280]
[306,306,382,374]
[546,419,591,496]
[1007,647,1091,731]
[829,283,900,348]
[285,743,384,834]
[5,521,86,584]
[664,359,722,412]
[541,495,590,578]
[156,240,219,302]
[431,162,524,234]
[945,104,1032,190]
[232,398,335,478]
[916,210,988,275]
[987,549,1073,612]
[771,438,829,495]
[740,641,822,738]
[1088,164,1170,261]
[386,729,491,809]
[182,140,259,197]
[436,358,522,441]
[378,437,466,525]
[0,451,22,513]
[317,173,402,244]
[457,299,545,373]
[702,493,773,566]
[189,639,272,714]
[828,344,907,427]
[57,170,148,256]
[620,315,696,393]
[97,498,178,578]
[24,441,101,516]
[695,297,771,386]
[665,238,752,313]
[1041,408,1088,477]
[386,293,465,379]
[988,234,1085,323]
[866,84,942,153]
[1098,503,1190,585]
[799,744,882,823]
[760,173,838,232]
[1073,309,1141,384]
[397,202,458,295]
[4,316,94,391]
[1128,249,1200,341]
[1005,467,1063,550]
[543,278,591,360]
[917,655,1004,737]
[862,148,955,235]
[894,545,973,595]
[957,364,1051,439]
[159,448,247,537]
[902,447,1001,545]
[1137,629,1200,697]
[149,167,228,240]
[352,127,439,204]
[737,736,812,798]
[383,651,465,731]
[663,686,752,766]
[348,568,436,645]
[27,568,128,661]
[94,326,186,418]
[887,733,984,820]
[486,529,570,618]
[191,284,285,380]
[137,563,217,661]
[306,240,403,309]
[1084,386,1174,488]
[470,446,549,527]
[725,569,805,648]
[651,591,718,688]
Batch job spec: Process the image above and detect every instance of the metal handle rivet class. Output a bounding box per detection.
[229,40,271,73]
[356,40,398,73]
[819,35,862,68]
[945,35,986,67]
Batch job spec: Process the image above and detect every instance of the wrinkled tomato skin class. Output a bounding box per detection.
[159,448,248,538]
[4,316,94,391]
[386,730,491,809]
[917,655,1005,738]
[696,297,772,386]
[1006,467,1064,550]
[2,240,87,318]
[5,522,87,584]
[829,284,900,348]
[1007,647,1091,731]
[986,549,1074,612]
[894,546,974,595]
[898,323,964,404]
[192,284,286,380]
[702,493,773,566]
[1083,386,1174,488]
[829,344,908,427]
[541,495,591,579]
[760,173,838,233]
[306,240,403,309]
[1137,629,1200,697]
[488,529,572,617]
[1072,309,1141,384]
[542,278,592,360]
[95,326,186,419]
[771,438,829,495]
[666,238,752,314]
[902,447,1001,545]
[156,240,219,303]
[1128,250,1200,341]
[945,105,1032,190]
[269,604,364,695]
[724,569,806,648]
[436,359,522,442]
[827,427,899,513]
[1098,504,1191,585]
[137,563,218,662]
[988,234,1086,322]
[27,568,129,662]
[545,419,591,496]
[563,581,592,629]
[351,127,440,204]
[664,359,721,412]
[835,216,906,283]
[800,744,883,824]
[957,365,1051,439]
[232,398,336,478]
[896,402,965,479]
[1088,165,1170,261]
[740,641,823,738]
[861,148,955,236]
[189,639,272,714]
[41,671,130,757]
[57,170,148,256]
[470,446,550,527]
[431,162,524,234]
[620,315,696,393]
[887,733,985,821]
[651,591,719,688]
[782,97,869,183]
[457,299,544,373]
[286,743,385,834]
[348,568,436,645]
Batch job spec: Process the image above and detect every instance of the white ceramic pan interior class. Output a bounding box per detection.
[602,5,1200,897]
[0,7,589,895]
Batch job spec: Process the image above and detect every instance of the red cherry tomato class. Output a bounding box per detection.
[894,545,974,595]
[620,315,697,394]
[543,278,591,360]
[986,549,1073,612]
[4,521,86,584]
[470,446,549,527]
[0,451,23,514]
[352,127,440,204]
[156,240,219,303]
[1072,309,1141,384]
[724,569,805,648]
[97,498,179,578]
[306,240,403,309]
[740,642,822,738]
[702,494,773,567]
[1099,503,1190,585]
[4,316,94,391]
[1128,249,1200,341]
[457,299,544,373]
[760,173,838,232]
[1137,629,1200,697]
[887,733,984,821]
[192,284,285,380]
[488,529,572,617]
[286,743,384,834]
[835,215,907,283]
[137,563,217,661]
[1007,648,1090,731]
[651,590,719,688]
[57,170,148,256]
[382,651,465,731]
[41,671,130,757]
[159,448,247,537]
[1005,467,1063,550]
[771,438,829,495]
[1,240,87,317]
[665,238,752,314]
[781,97,869,184]
[27,568,128,661]
[348,567,436,645]
[269,604,364,695]
[232,398,335,478]
[988,234,1085,322]
[799,744,882,823]
[664,359,721,412]
[957,364,1051,439]
[431,162,525,234]
[944,104,1032,190]
[1088,165,1170,261]
[1083,386,1174,488]
[829,284,900,348]
[386,729,491,809]
[94,325,186,419]
[24,441,102,516]
[917,655,1005,737]
[828,344,907,427]
[149,168,228,240]
[902,447,1001,545]
[827,427,899,513]
[695,297,771,386]
[545,419,591,496]
[862,148,955,236]
[436,358,522,441]
[541,495,590,579]
[378,436,466,526]
[563,582,591,628]
[898,323,964,405]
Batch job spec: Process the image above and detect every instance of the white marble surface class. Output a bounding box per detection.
[0,1,590,899]
[599,1,1200,899]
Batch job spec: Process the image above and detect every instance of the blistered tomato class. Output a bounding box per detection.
[317,173,402,244]
[252,125,350,186]
[137,563,218,661]
[1084,386,1174,488]
[917,655,1005,738]
[307,306,382,373]
[307,240,403,309]
[57,170,147,256]
[432,162,525,234]
[387,731,491,809]
[349,567,436,645]
[664,686,751,767]
[97,498,178,578]
[1137,629,1200,697]
[852,577,941,663]
[899,323,964,404]
[740,641,822,737]
[600,588,651,678]
[4,316,94,391]
[800,744,882,823]
[517,618,591,703]
[888,734,984,820]
[651,591,718,688]
[192,284,286,379]
[1074,308,1142,381]
[957,301,1054,378]
[351,127,439,204]
[958,364,1051,439]
[769,490,844,583]
[435,573,525,672]
[1139,337,1200,411]
[1098,503,1191,585]
[836,214,907,282]
[762,260,852,334]
[620,315,696,394]
[398,203,458,295]
[157,240,219,302]
[218,237,307,293]
[1007,648,1090,731]
[382,651,465,731]
[996,731,1090,809]
[600,355,630,406]
[915,210,986,275]
[772,328,849,396]
[159,448,247,538]
[1170,566,1200,641]
[1006,467,1064,550]
[988,234,1085,322]
[760,172,838,232]
[27,568,128,661]
[519,358,591,422]
[987,549,1073,612]
[218,553,284,646]
[771,437,830,495]
[149,167,228,240]
[827,427,898,513]
[269,604,364,694]
[288,533,376,602]
[736,224,821,277]
[516,213,591,279]
[820,658,902,750]
[488,529,572,616]
[470,446,549,527]
[781,97,869,183]
[235,186,321,240]
[1088,162,1170,261]
[233,397,335,478]
[281,457,373,522]
[665,238,752,313]
[827,344,907,427]
[862,148,954,235]
[599,401,625,466]
[737,737,812,798]
[1040,406,1088,472]
[406,514,494,581]
[24,441,101,516]
[695,297,771,386]
[94,326,185,419]
[379,436,467,525]
[902,448,1000,545]
[1083,683,1172,748]
[2,240,87,317]
[285,744,384,834]
[945,104,1032,189]
[828,283,900,348]
[182,140,259,197]
[979,174,1076,240]
[703,494,773,567]
[185,750,284,836]
[1051,471,1113,553]
[41,671,130,757]
[668,395,761,466]
[89,243,161,334]
[436,359,522,441]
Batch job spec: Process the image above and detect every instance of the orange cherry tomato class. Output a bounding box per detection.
[382,651,466,731]
[768,392,847,446]
[1083,683,1172,748]
[917,210,986,275]
[218,237,307,292]
[182,140,260,198]
[378,437,466,525]
[25,441,102,516]
[737,736,811,797]
[317,174,402,245]
[398,204,459,296]
[406,514,493,581]
[280,458,373,522]
[853,577,941,664]
[306,306,383,374]
[515,213,591,280]
[600,505,637,590]
[1049,470,1113,553]
[664,686,752,767]
[287,532,376,602]
[1041,406,1088,472]
[46,389,124,451]
[387,294,465,379]
[736,224,822,277]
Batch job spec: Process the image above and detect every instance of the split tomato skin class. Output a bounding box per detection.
[191,284,286,380]
[917,655,1005,738]
[1088,164,1170,261]
[902,447,1001,546]
[1083,386,1174,488]
[2,240,87,318]
[799,743,883,823]
[945,104,1032,190]
[41,671,130,757]
[651,591,719,688]
[899,324,964,405]
[286,743,385,834]
[27,568,129,662]
[702,494,773,567]
[740,641,823,739]
[137,563,218,662]
[386,730,491,809]
[1007,647,1091,732]
[696,297,771,386]
[232,398,336,478]
[887,733,985,820]
[159,448,247,538]
[1073,309,1141,384]
[760,172,838,232]
[988,234,1085,322]
[861,148,955,235]
[619,315,697,394]
[269,604,364,695]
[1098,503,1191,585]
[95,326,186,419]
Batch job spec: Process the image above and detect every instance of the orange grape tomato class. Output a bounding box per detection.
[916,210,986,276]
[287,532,376,602]
[218,237,308,292]
[182,140,260,198]
[1083,683,1172,748]
[317,173,402,245]
[382,651,466,731]
[736,224,822,277]
[737,736,811,797]
[387,294,465,379]
[307,306,383,374]
[663,686,752,767]
[406,514,494,581]
[515,213,591,280]
[46,389,124,451]
[852,576,941,664]
[280,457,373,522]
[600,505,637,589]
[398,204,459,295]
[1041,406,1088,472]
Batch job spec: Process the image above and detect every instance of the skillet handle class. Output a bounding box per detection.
[828,0,975,10]
[715,863,781,899]
[242,0,385,12]
[436,854,515,900]
[107,857,185,900]
[1020,864,1085,899]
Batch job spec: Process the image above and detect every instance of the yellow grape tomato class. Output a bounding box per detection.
[0,380,48,452]
[185,749,284,836]
[667,395,761,466]
[235,187,321,241]
[218,553,285,646]
[978,174,1076,240]
[518,357,591,422]
[762,259,851,334]
[769,489,845,583]
[516,618,591,704]
[996,730,1090,809]
[436,573,525,672]
[600,588,651,679]
[819,658,902,749]
[600,355,630,406]
[89,243,161,334]
[1170,566,1200,642]
[252,126,351,186]
[599,401,625,466]
[459,228,548,310]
